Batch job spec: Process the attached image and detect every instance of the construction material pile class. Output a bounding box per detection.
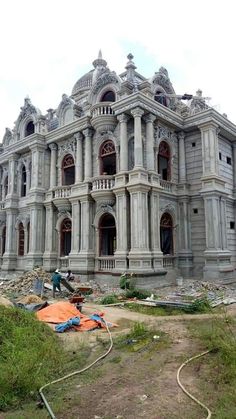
[0,267,51,295]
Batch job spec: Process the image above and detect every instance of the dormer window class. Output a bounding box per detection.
[25,121,35,137]
[100,91,115,102]
[154,91,167,107]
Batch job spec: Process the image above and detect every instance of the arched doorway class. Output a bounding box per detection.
[160,213,173,255]
[60,218,72,256]
[158,141,171,181]
[62,154,75,185]
[100,141,116,175]
[99,214,116,256]
[25,121,35,136]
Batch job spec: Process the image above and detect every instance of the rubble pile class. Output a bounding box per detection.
[0,268,51,295]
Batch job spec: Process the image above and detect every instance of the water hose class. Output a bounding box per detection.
[177,349,212,419]
[39,319,113,419]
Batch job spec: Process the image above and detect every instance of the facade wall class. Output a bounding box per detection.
[1,54,236,283]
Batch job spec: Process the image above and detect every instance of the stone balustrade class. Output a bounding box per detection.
[160,180,174,192]
[52,186,72,199]
[98,257,115,271]
[92,176,115,191]
[163,255,175,268]
[91,102,115,118]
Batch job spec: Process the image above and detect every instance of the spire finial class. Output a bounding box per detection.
[93,49,107,69]
[125,53,136,81]
[98,49,102,59]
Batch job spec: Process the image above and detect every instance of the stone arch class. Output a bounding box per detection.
[56,94,75,127]
[88,74,121,105]
[95,211,117,257]
[93,206,117,230]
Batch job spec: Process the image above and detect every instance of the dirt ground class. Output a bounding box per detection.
[54,304,236,419]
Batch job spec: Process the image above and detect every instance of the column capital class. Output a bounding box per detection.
[117,113,129,123]
[198,121,219,131]
[9,153,19,161]
[143,113,156,124]
[178,131,185,141]
[74,132,83,141]
[131,107,144,118]
[82,127,93,138]
[49,142,57,151]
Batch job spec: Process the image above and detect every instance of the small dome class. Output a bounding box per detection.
[71,70,94,96]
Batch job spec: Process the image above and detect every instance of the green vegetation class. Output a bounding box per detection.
[189,315,236,418]
[126,298,211,316]
[125,288,151,299]
[100,294,120,305]
[0,306,91,412]
[115,321,168,352]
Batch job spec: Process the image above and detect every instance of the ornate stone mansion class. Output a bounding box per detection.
[1,51,236,283]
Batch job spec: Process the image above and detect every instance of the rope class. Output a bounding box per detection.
[39,319,113,419]
[177,350,212,419]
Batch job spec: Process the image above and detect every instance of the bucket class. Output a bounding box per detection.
[176,277,183,287]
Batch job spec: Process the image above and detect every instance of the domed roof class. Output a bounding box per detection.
[71,69,94,96]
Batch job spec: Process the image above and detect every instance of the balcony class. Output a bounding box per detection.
[160,180,175,193]
[52,186,72,211]
[91,175,115,205]
[91,102,116,131]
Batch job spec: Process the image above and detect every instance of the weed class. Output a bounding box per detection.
[125,289,151,300]
[100,294,119,305]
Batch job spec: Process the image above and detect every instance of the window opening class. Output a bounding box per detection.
[18,222,24,256]
[100,91,115,102]
[62,154,75,185]
[2,226,6,256]
[21,165,27,197]
[25,121,35,137]
[154,91,167,106]
[158,141,171,181]
[100,141,116,175]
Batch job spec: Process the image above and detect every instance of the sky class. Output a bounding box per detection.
[0,0,236,139]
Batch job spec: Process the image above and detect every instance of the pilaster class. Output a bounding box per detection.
[83,128,93,180]
[178,131,187,183]
[43,202,57,271]
[49,143,57,189]
[144,113,156,171]
[117,114,129,172]
[1,209,18,270]
[113,181,128,271]
[74,132,83,183]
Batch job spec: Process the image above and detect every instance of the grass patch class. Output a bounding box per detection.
[114,321,169,352]
[0,306,92,412]
[189,315,236,418]
[125,298,211,316]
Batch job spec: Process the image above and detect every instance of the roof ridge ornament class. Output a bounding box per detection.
[125,53,137,82]
[93,49,107,69]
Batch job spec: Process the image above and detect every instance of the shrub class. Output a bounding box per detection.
[100,294,119,305]
[125,289,151,300]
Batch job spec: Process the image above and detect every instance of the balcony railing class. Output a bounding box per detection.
[91,102,115,118]
[52,186,71,199]
[98,257,115,271]
[92,176,115,191]
[160,180,173,192]
[163,255,175,268]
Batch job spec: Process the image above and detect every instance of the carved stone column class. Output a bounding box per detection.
[150,187,164,270]
[145,113,156,171]
[113,185,128,271]
[30,143,47,190]
[131,108,144,168]
[1,209,17,270]
[83,128,93,180]
[178,131,186,183]
[49,143,57,189]
[199,122,219,176]
[117,114,128,172]
[27,203,45,268]
[74,132,83,183]
[8,154,18,196]
[26,157,31,194]
[178,198,193,276]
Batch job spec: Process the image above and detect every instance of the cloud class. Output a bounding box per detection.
[0,0,236,138]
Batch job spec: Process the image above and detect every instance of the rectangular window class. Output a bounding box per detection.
[227,156,232,165]
[192,142,196,147]
[230,221,235,229]
[219,152,222,160]
[193,208,198,214]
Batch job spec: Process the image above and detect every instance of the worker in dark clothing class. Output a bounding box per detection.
[51,269,62,298]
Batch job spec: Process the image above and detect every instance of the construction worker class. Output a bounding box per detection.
[51,269,62,298]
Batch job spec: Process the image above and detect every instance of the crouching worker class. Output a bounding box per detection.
[65,269,75,281]
[51,269,62,298]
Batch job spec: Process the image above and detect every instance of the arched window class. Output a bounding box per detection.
[21,165,27,197]
[128,137,134,170]
[60,218,71,256]
[154,91,167,107]
[99,214,116,256]
[62,154,75,185]
[25,121,35,136]
[158,141,171,181]
[4,176,8,198]
[100,141,116,175]
[160,213,173,255]
[27,222,30,253]
[100,90,115,102]
[18,222,24,256]
[2,226,6,256]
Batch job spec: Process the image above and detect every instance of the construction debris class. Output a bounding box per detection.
[0,268,51,295]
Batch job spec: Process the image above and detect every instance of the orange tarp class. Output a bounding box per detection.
[36,301,115,331]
